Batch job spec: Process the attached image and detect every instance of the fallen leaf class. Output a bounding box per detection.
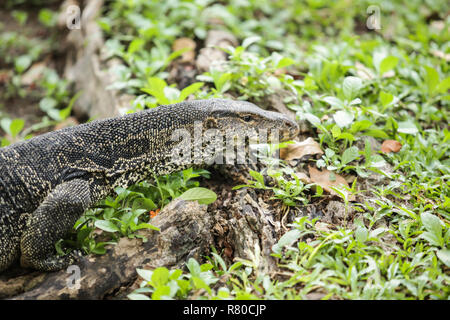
[381,140,402,153]
[0,70,11,84]
[430,20,445,32]
[308,166,356,201]
[196,30,238,73]
[21,62,47,86]
[172,38,196,63]
[224,245,233,259]
[280,137,323,160]
[355,61,375,80]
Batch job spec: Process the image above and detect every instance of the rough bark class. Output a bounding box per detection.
[0,0,312,301]
[63,0,131,119]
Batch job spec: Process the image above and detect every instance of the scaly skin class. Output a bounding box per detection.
[0,99,299,272]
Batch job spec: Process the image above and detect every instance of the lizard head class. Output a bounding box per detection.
[202,99,299,143]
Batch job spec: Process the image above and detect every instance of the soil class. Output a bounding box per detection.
[0,2,72,131]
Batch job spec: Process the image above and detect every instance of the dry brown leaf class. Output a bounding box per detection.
[315,222,332,232]
[53,116,79,131]
[172,38,196,63]
[280,137,323,161]
[430,20,445,32]
[431,49,450,62]
[308,166,355,201]
[382,70,395,78]
[0,70,11,84]
[381,139,402,153]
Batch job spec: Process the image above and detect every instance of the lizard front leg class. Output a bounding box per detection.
[20,179,92,271]
[0,208,28,272]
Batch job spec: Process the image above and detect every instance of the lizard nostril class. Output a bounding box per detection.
[287,119,299,130]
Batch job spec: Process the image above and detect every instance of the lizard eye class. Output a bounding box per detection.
[243,115,252,122]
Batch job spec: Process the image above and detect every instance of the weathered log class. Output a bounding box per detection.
[0,199,213,299]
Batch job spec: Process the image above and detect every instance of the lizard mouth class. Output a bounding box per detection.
[279,117,299,142]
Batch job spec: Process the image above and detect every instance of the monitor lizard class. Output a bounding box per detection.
[0,99,299,272]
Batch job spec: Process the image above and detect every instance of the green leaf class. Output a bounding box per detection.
[365,129,389,139]
[179,187,217,205]
[350,120,373,133]
[127,293,151,300]
[1,118,25,138]
[249,170,265,186]
[151,285,171,300]
[136,268,153,282]
[341,146,360,165]
[39,97,57,112]
[437,77,450,94]
[364,139,372,165]
[169,269,183,280]
[1,138,11,147]
[214,73,232,92]
[331,124,341,138]
[342,76,362,100]
[128,38,145,54]
[419,231,441,247]
[355,226,369,243]
[379,56,399,75]
[186,258,201,276]
[12,10,28,25]
[163,87,180,102]
[9,119,25,138]
[132,198,157,211]
[135,223,160,231]
[38,9,57,27]
[323,96,344,108]
[47,105,72,121]
[192,276,211,294]
[200,263,214,272]
[242,36,261,49]
[276,57,295,69]
[94,220,120,233]
[167,47,190,63]
[336,132,355,142]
